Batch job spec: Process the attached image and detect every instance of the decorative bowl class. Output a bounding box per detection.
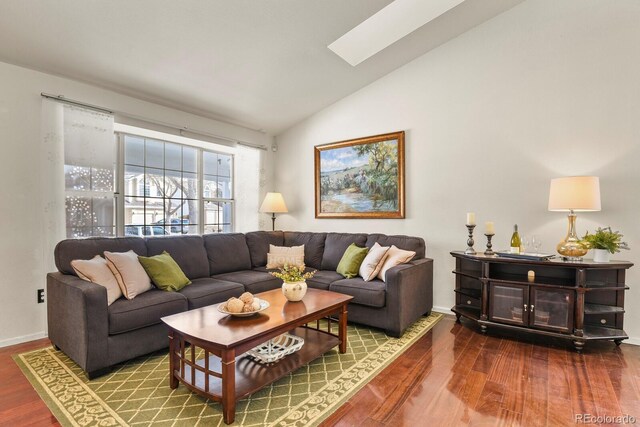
[217,298,270,317]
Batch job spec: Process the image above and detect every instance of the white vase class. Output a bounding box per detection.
[593,249,611,263]
[282,281,307,301]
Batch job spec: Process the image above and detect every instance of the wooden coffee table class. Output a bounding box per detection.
[161,288,353,424]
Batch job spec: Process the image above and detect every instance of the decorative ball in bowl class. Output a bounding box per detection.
[218,292,269,317]
[270,265,316,302]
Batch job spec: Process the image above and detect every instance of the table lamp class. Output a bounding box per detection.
[548,176,601,260]
[260,192,288,231]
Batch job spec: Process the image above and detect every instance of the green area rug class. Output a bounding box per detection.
[15,313,442,427]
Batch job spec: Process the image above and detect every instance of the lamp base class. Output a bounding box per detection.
[556,211,588,261]
[556,240,588,261]
[557,235,589,261]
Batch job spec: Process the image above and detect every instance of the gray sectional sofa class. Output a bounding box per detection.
[47,231,433,377]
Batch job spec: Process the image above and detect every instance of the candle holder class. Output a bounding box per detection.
[465,224,476,255]
[484,233,495,256]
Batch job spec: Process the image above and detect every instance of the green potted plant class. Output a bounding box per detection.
[581,227,629,262]
[270,265,316,301]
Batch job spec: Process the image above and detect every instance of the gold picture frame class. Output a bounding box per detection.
[314,131,405,219]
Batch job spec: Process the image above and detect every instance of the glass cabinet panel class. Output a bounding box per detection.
[530,288,573,332]
[489,283,527,326]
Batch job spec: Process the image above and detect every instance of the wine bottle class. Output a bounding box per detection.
[510,224,521,254]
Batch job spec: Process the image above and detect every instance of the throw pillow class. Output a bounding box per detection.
[359,242,391,281]
[377,245,416,282]
[138,251,191,292]
[104,250,153,300]
[336,243,370,279]
[71,255,122,305]
[266,244,305,269]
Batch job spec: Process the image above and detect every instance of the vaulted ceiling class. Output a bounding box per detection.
[0,0,523,134]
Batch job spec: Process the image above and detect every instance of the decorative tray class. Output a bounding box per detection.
[217,298,270,317]
[246,333,305,364]
[495,252,556,261]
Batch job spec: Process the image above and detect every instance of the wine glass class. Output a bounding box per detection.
[531,235,541,255]
[521,236,530,254]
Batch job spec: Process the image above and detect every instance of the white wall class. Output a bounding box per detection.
[274,0,640,343]
[0,61,274,346]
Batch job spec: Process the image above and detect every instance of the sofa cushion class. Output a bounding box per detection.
[377,245,416,282]
[203,233,252,274]
[336,243,369,279]
[71,255,123,305]
[245,231,285,268]
[179,278,244,309]
[329,278,386,308]
[359,242,391,282]
[145,235,210,279]
[138,251,191,292]
[104,250,153,300]
[55,237,147,275]
[306,270,343,290]
[266,244,305,269]
[284,232,326,269]
[108,289,187,335]
[213,270,281,294]
[321,233,368,271]
[366,234,425,260]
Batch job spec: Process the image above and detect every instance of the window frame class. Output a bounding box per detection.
[115,132,235,236]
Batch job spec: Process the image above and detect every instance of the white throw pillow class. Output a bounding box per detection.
[359,242,391,281]
[266,244,305,269]
[71,255,123,305]
[104,250,152,300]
[377,245,416,282]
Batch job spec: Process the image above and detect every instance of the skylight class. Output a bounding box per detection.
[328,0,466,66]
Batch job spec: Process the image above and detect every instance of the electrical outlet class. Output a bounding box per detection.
[37,288,45,304]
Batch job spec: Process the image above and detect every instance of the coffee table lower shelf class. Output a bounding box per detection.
[175,326,339,402]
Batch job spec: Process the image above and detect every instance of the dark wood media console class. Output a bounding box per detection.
[450,251,633,352]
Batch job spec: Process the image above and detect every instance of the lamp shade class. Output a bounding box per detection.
[548,176,601,212]
[259,192,288,213]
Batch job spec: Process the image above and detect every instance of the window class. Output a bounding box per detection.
[120,133,234,235]
[62,105,116,238]
[203,151,234,233]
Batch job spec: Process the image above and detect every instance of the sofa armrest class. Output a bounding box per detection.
[383,258,434,337]
[47,272,109,374]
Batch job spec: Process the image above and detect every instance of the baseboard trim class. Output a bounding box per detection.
[430,306,639,346]
[432,305,452,315]
[0,331,47,348]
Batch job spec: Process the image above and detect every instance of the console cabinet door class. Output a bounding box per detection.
[529,287,574,333]
[489,283,528,326]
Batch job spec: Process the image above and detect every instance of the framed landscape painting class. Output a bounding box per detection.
[314,131,405,219]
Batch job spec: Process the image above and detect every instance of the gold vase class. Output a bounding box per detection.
[556,211,588,260]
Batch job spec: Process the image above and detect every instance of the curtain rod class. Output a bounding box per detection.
[40,92,268,151]
[41,93,113,114]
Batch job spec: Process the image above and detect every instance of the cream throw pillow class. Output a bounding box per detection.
[71,255,122,305]
[104,250,153,300]
[359,242,390,281]
[377,245,416,282]
[266,244,305,269]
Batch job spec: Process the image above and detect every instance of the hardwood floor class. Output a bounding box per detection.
[1,315,639,426]
[0,338,60,427]
[321,316,640,426]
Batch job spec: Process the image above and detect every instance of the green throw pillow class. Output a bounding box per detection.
[336,243,370,279]
[138,251,191,292]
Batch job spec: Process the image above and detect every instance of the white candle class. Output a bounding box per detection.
[466,212,476,226]
[485,221,495,235]
[528,270,535,282]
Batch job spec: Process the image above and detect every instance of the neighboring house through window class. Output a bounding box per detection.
[120,133,234,236]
